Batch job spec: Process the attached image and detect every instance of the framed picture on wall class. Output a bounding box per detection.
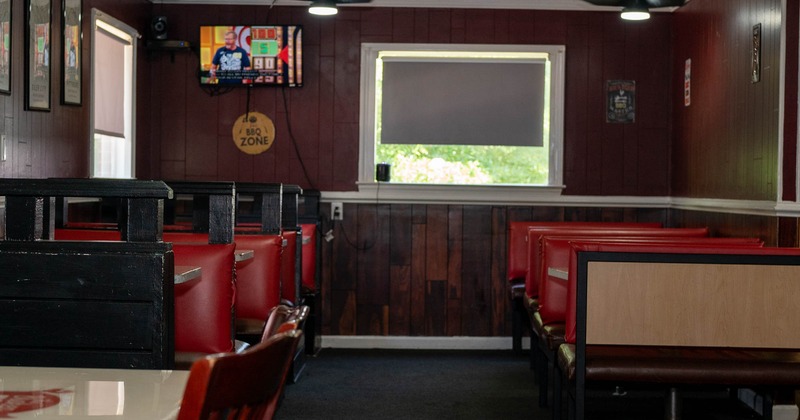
[61,0,81,105]
[0,0,11,95]
[25,0,51,111]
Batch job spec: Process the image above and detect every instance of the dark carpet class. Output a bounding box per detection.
[277,348,766,420]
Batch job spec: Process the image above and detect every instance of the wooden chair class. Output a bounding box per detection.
[177,329,303,420]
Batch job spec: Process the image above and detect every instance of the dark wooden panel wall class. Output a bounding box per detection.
[147,6,673,196]
[320,204,668,336]
[671,0,784,200]
[0,0,151,180]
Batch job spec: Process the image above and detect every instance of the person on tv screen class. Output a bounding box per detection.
[209,30,251,83]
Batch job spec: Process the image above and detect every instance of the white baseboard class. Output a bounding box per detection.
[320,335,531,351]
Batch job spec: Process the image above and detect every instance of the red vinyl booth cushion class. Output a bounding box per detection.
[234,234,283,320]
[173,242,237,354]
[163,223,194,232]
[506,222,661,283]
[526,227,708,302]
[301,224,317,292]
[54,228,122,241]
[562,242,796,344]
[162,232,211,243]
[281,230,299,304]
[537,236,762,326]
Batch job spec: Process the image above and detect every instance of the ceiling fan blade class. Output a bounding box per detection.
[336,0,373,3]
[582,0,686,7]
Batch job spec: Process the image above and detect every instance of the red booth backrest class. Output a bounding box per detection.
[525,227,708,301]
[281,230,299,304]
[301,224,317,292]
[562,242,798,344]
[173,242,237,354]
[506,222,661,283]
[538,236,763,326]
[162,232,211,243]
[233,234,283,320]
[55,228,122,241]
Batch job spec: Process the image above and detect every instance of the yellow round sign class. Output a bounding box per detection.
[232,112,276,155]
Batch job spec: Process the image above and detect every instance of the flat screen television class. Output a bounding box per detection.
[198,25,302,87]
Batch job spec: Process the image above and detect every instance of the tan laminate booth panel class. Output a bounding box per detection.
[585,262,800,349]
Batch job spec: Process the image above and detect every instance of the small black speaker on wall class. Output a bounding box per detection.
[150,16,168,40]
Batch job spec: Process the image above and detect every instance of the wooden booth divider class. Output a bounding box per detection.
[0,178,175,369]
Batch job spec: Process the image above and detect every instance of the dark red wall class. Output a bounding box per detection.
[671,0,783,200]
[147,6,673,195]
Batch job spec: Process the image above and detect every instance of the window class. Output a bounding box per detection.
[90,9,136,179]
[358,43,565,199]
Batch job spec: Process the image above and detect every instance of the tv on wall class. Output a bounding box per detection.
[199,25,302,87]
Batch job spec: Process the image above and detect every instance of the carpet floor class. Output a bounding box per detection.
[277,348,767,420]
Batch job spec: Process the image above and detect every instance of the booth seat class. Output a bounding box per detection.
[301,223,317,293]
[281,229,300,305]
[529,234,759,408]
[172,242,237,369]
[556,242,800,420]
[505,221,661,353]
[233,234,284,343]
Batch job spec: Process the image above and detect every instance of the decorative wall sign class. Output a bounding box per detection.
[752,23,761,83]
[232,112,275,155]
[25,0,51,111]
[0,0,11,95]
[684,58,691,107]
[61,0,81,105]
[606,80,635,123]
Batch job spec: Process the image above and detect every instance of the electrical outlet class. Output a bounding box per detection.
[331,202,343,220]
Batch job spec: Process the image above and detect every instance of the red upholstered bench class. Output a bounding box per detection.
[56,228,239,369]
[172,242,237,369]
[54,228,122,241]
[281,229,301,305]
[233,234,283,343]
[555,243,800,420]
[300,223,317,293]
[163,231,286,345]
[540,233,761,327]
[525,230,758,408]
[506,222,661,353]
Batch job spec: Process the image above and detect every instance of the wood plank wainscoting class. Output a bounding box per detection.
[320,204,671,338]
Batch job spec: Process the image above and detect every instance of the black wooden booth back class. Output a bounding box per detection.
[0,179,175,369]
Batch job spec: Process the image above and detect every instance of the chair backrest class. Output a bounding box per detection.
[178,329,303,420]
[261,305,310,342]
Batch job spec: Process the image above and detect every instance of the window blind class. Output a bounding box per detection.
[380,59,545,147]
[94,27,127,138]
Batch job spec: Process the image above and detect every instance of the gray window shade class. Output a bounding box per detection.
[94,27,127,138]
[380,60,545,147]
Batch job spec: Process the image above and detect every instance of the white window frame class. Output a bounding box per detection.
[89,9,137,179]
[357,43,565,204]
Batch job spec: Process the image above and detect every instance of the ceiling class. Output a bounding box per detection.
[147,0,681,12]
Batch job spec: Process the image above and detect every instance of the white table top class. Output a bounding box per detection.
[0,366,189,419]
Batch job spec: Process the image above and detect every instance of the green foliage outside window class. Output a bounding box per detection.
[376,143,549,185]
